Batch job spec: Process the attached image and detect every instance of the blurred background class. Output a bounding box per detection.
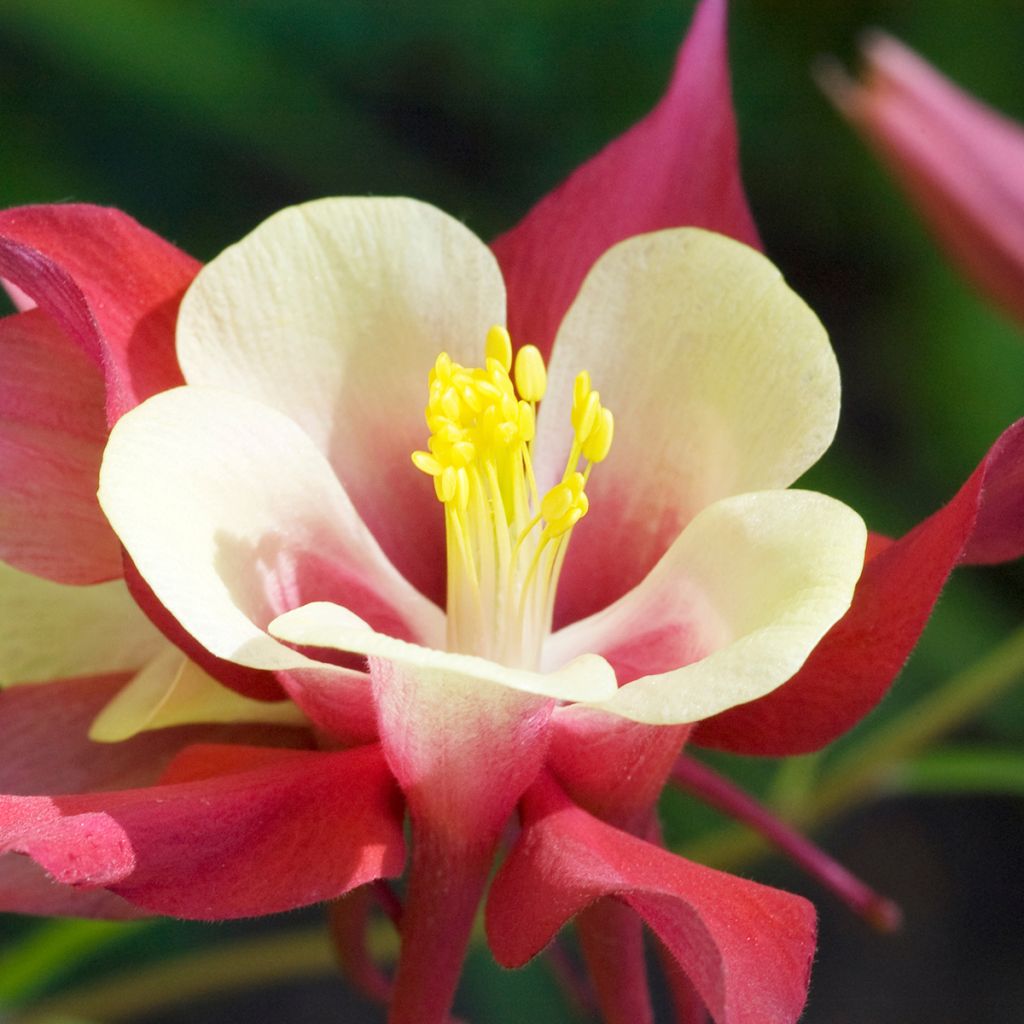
[1,1,1022,1021]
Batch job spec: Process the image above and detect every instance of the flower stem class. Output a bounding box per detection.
[654,937,709,1024]
[387,822,495,1024]
[9,927,342,1022]
[0,919,150,1008]
[576,899,655,1024]
[672,754,901,931]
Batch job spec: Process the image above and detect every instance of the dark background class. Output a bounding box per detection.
[1,2,1022,1021]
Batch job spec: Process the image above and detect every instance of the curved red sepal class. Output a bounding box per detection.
[486,774,815,1024]
[0,309,122,582]
[0,853,145,919]
[694,418,1024,755]
[491,0,759,359]
[0,673,309,799]
[0,204,199,424]
[1,743,405,920]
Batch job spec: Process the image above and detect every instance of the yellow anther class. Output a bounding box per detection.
[434,422,463,444]
[573,370,591,409]
[514,345,547,403]
[485,325,513,372]
[411,450,442,476]
[434,351,453,381]
[540,472,587,530]
[435,465,458,503]
[518,400,535,443]
[451,441,476,466]
[460,384,483,414]
[541,482,574,523]
[497,421,518,445]
[582,407,614,463]
[441,387,461,420]
[573,389,601,442]
[475,379,502,402]
[500,394,518,422]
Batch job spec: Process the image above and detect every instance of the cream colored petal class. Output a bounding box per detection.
[269,602,617,704]
[89,647,308,743]
[534,227,841,624]
[98,386,443,675]
[176,196,506,601]
[0,562,163,687]
[550,490,866,725]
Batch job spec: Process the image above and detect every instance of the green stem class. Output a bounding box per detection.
[9,924,394,1023]
[0,920,150,1008]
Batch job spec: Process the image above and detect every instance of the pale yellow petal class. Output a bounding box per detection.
[0,562,163,687]
[176,196,506,599]
[549,490,866,724]
[89,647,308,742]
[269,602,617,704]
[534,227,841,622]
[98,386,443,674]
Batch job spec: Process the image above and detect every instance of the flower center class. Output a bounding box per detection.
[412,325,613,669]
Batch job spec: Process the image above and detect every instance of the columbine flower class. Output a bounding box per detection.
[821,33,1024,330]
[1,3,1023,1023]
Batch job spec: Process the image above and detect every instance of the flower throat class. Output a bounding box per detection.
[412,326,613,670]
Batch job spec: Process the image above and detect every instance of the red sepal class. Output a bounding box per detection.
[487,774,815,1024]
[491,0,758,359]
[0,204,199,424]
[0,673,309,798]
[694,419,1024,754]
[0,309,121,582]
[1,743,405,920]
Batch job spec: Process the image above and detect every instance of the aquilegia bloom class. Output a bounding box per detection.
[3,3,1024,1023]
[823,33,1024,330]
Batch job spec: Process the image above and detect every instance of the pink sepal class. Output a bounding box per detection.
[487,773,815,1024]
[1,743,405,920]
[575,899,656,1024]
[0,674,311,798]
[695,419,1024,755]
[491,0,758,359]
[547,707,690,828]
[370,656,552,843]
[832,36,1024,328]
[0,309,122,582]
[0,854,144,919]
[329,887,393,1003]
[0,204,198,424]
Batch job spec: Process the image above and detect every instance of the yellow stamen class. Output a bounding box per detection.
[410,324,612,667]
[485,325,513,372]
[514,344,547,403]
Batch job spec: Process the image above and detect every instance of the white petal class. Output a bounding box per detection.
[98,386,443,674]
[176,197,506,600]
[269,602,617,704]
[0,563,163,687]
[534,227,841,624]
[549,490,867,724]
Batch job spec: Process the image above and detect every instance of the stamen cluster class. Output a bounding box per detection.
[412,326,613,668]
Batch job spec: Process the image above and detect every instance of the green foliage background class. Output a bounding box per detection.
[0,2,1022,1022]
